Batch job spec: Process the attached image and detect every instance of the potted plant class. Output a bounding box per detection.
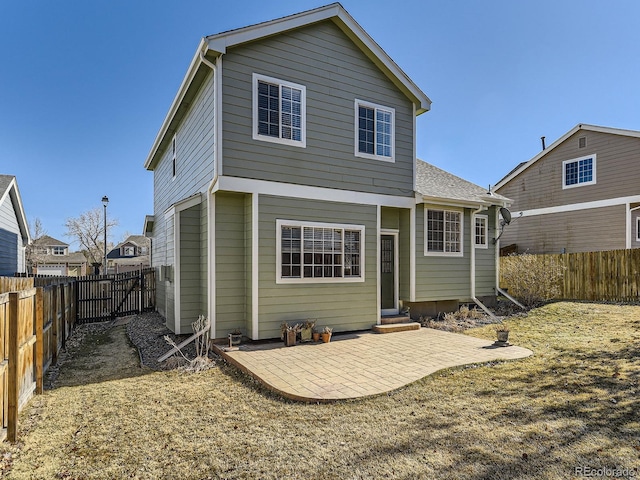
[312,327,320,342]
[495,324,510,345]
[281,322,302,347]
[301,319,316,342]
[228,329,242,348]
[321,326,333,343]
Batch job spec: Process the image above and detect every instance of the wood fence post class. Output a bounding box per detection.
[51,285,58,365]
[60,286,66,351]
[7,292,19,443]
[35,288,44,395]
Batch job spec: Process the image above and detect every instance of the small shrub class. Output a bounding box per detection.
[500,253,564,307]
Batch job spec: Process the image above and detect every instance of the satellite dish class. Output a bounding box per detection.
[500,207,512,225]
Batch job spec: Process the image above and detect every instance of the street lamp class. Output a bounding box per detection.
[102,196,109,275]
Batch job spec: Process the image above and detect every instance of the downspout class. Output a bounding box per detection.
[471,205,495,318]
[200,50,219,337]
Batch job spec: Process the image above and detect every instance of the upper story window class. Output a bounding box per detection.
[474,215,488,249]
[355,99,395,162]
[253,74,306,148]
[425,208,463,257]
[563,154,596,189]
[277,220,364,283]
[51,246,66,256]
[171,135,177,178]
[123,246,135,256]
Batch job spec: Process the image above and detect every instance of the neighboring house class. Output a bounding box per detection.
[30,235,88,276]
[143,4,510,338]
[107,235,151,273]
[0,175,30,276]
[495,124,640,254]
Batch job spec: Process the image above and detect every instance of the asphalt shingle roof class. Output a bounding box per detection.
[415,160,510,205]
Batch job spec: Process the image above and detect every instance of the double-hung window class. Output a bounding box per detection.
[253,74,306,147]
[52,246,65,256]
[355,99,394,162]
[474,215,488,249]
[563,154,596,189]
[425,208,463,256]
[277,220,364,283]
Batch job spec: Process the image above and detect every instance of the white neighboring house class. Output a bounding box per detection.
[30,236,88,277]
[106,235,151,274]
[0,175,30,276]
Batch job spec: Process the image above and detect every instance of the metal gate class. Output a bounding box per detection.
[76,269,155,324]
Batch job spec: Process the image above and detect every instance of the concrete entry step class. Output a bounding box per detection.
[380,315,411,325]
[372,322,421,334]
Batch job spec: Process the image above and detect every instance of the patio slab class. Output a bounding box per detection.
[212,328,533,402]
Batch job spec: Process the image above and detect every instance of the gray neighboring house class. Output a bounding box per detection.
[0,175,30,276]
[30,235,88,277]
[144,3,510,338]
[495,124,640,254]
[107,235,151,273]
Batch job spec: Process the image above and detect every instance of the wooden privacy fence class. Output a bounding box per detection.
[0,280,76,442]
[500,249,640,302]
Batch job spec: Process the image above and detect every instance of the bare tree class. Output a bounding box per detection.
[65,208,118,266]
[25,217,48,274]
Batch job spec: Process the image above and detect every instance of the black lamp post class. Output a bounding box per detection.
[102,196,109,274]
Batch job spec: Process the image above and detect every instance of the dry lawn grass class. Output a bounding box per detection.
[1,302,639,479]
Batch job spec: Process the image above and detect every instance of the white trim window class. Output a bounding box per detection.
[425,208,463,256]
[253,74,306,147]
[171,135,177,178]
[563,154,596,189]
[355,99,394,162]
[52,246,66,256]
[277,220,365,283]
[474,215,488,249]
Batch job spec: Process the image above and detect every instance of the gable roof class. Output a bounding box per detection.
[33,235,68,247]
[415,160,510,207]
[144,3,431,170]
[0,174,31,244]
[494,124,640,190]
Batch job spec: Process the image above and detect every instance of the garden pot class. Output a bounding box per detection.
[496,330,509,343]
[312,332,320,342]
[300,327,313,342]
[321,332,331,343]
[228,333,242,347]
[284,330,297,347]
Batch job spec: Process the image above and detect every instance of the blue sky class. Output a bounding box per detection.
[2,1,639,248]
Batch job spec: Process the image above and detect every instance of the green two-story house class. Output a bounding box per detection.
[143,3,510,339]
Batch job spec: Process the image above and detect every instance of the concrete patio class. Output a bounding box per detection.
[213,328,533,402]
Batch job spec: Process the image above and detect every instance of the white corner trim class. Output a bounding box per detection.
[212,175,415,209]
[376,205,381,324]
[252,194,259,340]
[208,193,216,337]
[216,55,223,177]
[409,205,416,302]
[173,211,181,334]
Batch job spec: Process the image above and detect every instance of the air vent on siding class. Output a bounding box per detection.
[578,136,587,148]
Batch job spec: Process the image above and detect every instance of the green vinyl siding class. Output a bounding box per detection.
[475,210,497,297]
[215,192,247,337]
[179,204,202,333]
[221,20,415,196]
[257,195,377,339]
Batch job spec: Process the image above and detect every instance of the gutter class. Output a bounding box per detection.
[470,205,495,318]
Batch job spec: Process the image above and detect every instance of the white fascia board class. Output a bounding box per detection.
[144,38,208,170]
[5,179,31,244]
[419,195,494,209]
[205,3,431,114]
[495,123,640,190]
[163,193,203,219]
[514,194,640,218]
[213,175,415,209]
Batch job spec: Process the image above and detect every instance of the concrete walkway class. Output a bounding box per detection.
[213,328,533,402]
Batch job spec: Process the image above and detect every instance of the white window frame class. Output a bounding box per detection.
[171,135,177,179]
[354,99,395,162]
[276,219,365,284]
[424,208,464,257]
[562,154,596,189]
[636,217,640,242]
[474,215,488,249]
[252,73,306,148]
[52,246,66,256]
[123,246,135,256]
